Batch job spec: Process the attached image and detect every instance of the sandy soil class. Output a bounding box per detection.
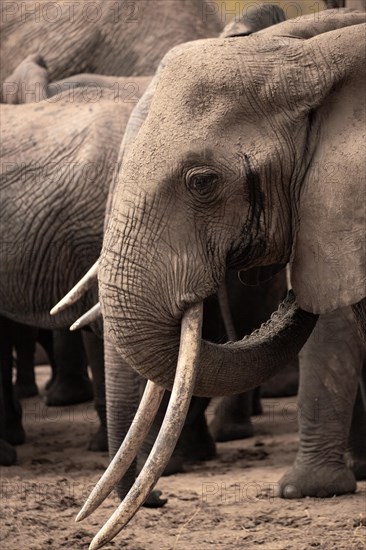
[1,366,365,550]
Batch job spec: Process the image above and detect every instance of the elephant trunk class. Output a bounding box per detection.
[103,340,141,501]
[192,290,317,396]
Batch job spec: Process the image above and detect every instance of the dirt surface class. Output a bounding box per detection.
[1,366,365,550]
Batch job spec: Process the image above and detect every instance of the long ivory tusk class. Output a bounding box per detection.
[88,302,203,550]
[50,260,99,315]
[70,303,101,331]
[75,380,165,522]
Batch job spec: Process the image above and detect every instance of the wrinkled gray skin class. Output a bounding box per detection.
[2,55,148,105]
[100,9,366,500]
[0,5,292,483]
[279,308,366,498]
[0,0,221,85]
[0,76,150,468]
[0,0,222,487]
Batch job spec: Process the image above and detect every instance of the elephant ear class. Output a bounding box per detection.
[290,25,366,314]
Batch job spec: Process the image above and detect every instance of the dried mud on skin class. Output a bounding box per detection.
[1,367,365,550]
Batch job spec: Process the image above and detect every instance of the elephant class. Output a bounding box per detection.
[0,0,221,473]
[83,9,366,548]
[0,5,297,485]
[0,317,94,403]
[0,68,151,466]
[0,0,222,86]
[1,54,149,105]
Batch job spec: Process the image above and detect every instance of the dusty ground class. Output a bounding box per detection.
[1,366,365,550]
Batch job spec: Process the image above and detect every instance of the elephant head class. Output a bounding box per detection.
[100,10,365,394]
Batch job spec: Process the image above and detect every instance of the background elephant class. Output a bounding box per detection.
[94,10,366,543]
[0,0,222,86]
[0,69,150,465]
[0,318,94,403]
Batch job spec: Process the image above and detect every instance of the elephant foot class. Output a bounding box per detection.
[45,376,93,406]
[143,490,167,508]
[0,439,17,466]
[210,419,254,442]
[88,424,108,452]
[345,451,366,481]
[278,462,357,498]
[182,419,216,462]
[163,452,184,476]
[15,382,38,398]
[5,419,25,446]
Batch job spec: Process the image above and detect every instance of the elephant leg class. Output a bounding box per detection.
[104,339,166,507]
[138,390,184,475]
[347,362,366,480]
[261,356,299,398]
[252,386,262,416]
[326,0,345,7]
[0,339,17,466]
[210,392,254,442]
[180,396,216,462]
[81,330,107,452]
[0,316,25,446]
[139,394,215,475]
[209,269,289,442]
[12,321,38,398]
[279,308,365,498]
[37,329,57,389]
[352,296,366,346]
[45,329,93,406]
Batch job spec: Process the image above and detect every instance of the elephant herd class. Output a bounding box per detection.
[1,1,365,549]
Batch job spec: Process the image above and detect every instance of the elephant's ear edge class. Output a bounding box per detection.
[290,71,366,315]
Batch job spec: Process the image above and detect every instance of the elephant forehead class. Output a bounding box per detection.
[150,37,292,122]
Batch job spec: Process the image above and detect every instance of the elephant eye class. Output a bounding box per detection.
[186,170,219,197]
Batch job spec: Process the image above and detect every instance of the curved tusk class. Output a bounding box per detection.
[69,303,101,331]
[50,260,99,315]
[88,302,203,550]
[76,380,165,522]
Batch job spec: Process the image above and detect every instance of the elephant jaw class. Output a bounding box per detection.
[78,292,318,548]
